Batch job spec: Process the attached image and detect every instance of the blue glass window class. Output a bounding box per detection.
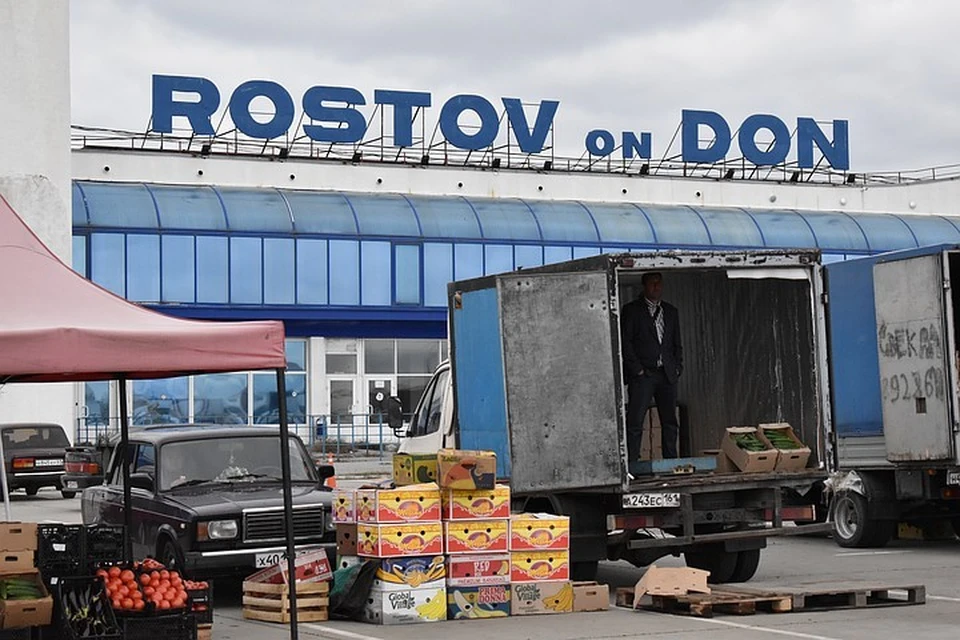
[83,381,110,428]
[132,377,189,425]
[515,245,543,268]
[284,191,357,235]
[72,235,86,276]
[329,240,360,305]
[822,253,846,264]
[264,238,295,304]
[484,244,513,275]
[469,198,541,241]
[847,213,917,251]
[798,211,869,251]
[196,235,229,303]
[748,210,817,248]
[90,233,125,296]
[161,235,195,303]
[296,239,327,304]
[584,203,656,244]
[573,246,601,258]
[218,187,293,232]
[80,182,158,228]
[230,237,263,304]
[424,243,452,307]
[544,246,573,264]
[150,185,227,230]
[348,194,420,237]
[407,196,481,238]
[253,373,306,424]
[454,244,483,280]
[395,244,421,305]
[639,205,711,246]
[527,201,599,242]
[126,234,160,302]
[286,340,306,371]
[72,183,88,226]
[194,373,248,424]
[361,241,392,305]
[697,207,764,248]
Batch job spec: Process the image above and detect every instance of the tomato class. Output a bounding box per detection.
[159,570,170,580]
[121,598,133,610]
[169,571,179,580]
[120,569,134,583]
[159,579,171,590]
[111,598,122,609]
[139,573,151,586]
[108,566,121,578]
[159,601,171,610]
[134,600,145,611]
[151,570,161,581]
[96,569,108,580]
[143,586,155,597]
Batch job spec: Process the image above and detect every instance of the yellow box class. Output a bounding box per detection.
[441,484,511,520]
[356,484,442,523]
[393,453,438,486]
[509,513,570,551]
[437,449,497,490]
[510,550,570,583]
[357,522,444,558]
[444,519,509,555]
[331,490,356,524]
[511,580,573,616]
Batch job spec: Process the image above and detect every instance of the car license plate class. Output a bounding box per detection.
[35,458,63,467]
[621,492,681,509]
[947,470,960,486]
[255,552,286,568]
[65,481,78,489]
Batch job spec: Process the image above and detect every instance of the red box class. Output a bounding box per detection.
[244,549,332,585]
[446,554,511,587]
[444,520,509,554]
[509,513,570,551]
[356,484,442,523]
[441,485,511,520]
[357,523,444,558]
[510,550,570,583]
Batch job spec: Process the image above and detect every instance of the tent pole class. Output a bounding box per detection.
[277,368,299,640]
[119,376,133,563]
[0,427,11,521]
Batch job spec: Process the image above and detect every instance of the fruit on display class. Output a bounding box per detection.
[0,576,43,600]
[732,432,768,452]
[762,428,804,450]
[96,563,189,611]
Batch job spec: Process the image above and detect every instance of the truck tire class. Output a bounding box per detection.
[728,549,761,583]
[832,490,893,548]
[684,548,738,584]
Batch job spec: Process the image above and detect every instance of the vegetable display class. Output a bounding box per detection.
[763,429,804,450]
[96,564,189,612]
[0,576,43,600]
[732,432,769,452]
[59,579,121,638]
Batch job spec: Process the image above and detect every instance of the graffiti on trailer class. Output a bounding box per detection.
[881,366,945,403]
[877,322,943,360]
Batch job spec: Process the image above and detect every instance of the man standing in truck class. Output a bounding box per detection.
[621,272,684,461]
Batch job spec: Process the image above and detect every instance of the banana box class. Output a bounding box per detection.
[362,585,447,625]
[444,519,509,554]
[356,484,441,523]
[437,449,497,490]
[336,523,358,556]
[393,453,438,486]
[447,584,511,620]
[372,555,446,591]
[510,513,570,551]
[336,554,363,571]
[357,522,444,558]
[441,485,511,520]
[446,553,511,586]
[332,489,356,523]
[511,550,571,583]
[511,580,573,616]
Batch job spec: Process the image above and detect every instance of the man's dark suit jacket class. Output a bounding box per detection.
[620,298,684,384]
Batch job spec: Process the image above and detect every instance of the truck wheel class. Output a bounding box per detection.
[571,561,598,582]
[832,490,893,548]
[728,549,761,583]
[684,548,738,584]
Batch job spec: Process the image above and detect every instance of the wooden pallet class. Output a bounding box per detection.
[617,586,791,617]
[242,580,330,623]
[765,584,926,612]
[197,623,212,640]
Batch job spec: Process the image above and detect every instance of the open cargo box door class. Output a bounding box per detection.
[497,270,624,493]
[873,252,959,462]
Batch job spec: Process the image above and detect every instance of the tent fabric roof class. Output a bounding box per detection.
[0,195,286,383]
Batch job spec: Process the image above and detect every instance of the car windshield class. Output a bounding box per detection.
[158,435,316,491]
[2,426,69,450]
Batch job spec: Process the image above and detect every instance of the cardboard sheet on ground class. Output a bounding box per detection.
[632,565,710,608]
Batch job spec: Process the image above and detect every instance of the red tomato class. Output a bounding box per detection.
[108,566,121,578]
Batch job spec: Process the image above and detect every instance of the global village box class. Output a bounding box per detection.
[362,585,447,625]
[511,550,571,583]
[437,449,497,490]
[509,513,570,551]
[444,519,509,554]
[446,553,511,587]
[447,584,511,619]
[441,484,511,520]
[393,453,438,486]
[357,522,444,558]
[511,580,573,616]
[372,555,446,591]
[356,484,441,523]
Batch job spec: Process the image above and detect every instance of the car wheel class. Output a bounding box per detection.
[158,538,186,576]
[61,490,77,499]
[832,490,894,548]
[25,487,39,497]
[728,548,762,583]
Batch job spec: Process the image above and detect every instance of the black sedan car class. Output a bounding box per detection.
[81,425,337,577]
[2,423,75,498]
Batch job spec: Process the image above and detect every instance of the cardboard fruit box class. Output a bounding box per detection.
[362,585,447,625]
[511,580,573,616]
[510,550,570,583]
[509,513,570,551]
[437,449,497,490]
[336,523,358,557]
[441,484,511,520]
[759,422,812,471]
[720,426,778,473]
[0,570,53,629]
[331,490,356,524]
[245,548,333,585]
[444,519,509,554]
[572,581,609,612]
[393,453,438,486]
[357,523,444,558]
[446,553,511,587]
[0,523,37,552]
[371,555,446,591]
[356,484,441,523]
[447,584,511,619]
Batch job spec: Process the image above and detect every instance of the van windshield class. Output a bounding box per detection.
[1,426,69,450]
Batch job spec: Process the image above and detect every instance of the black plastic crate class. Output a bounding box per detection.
[0,629,31,640]
[118,611,196,640]
[52,576,122,640]
[36,524,83,580]
[82,525,124,573]
[186,582,213,625]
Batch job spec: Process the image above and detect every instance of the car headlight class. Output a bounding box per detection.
[197,519,239,541]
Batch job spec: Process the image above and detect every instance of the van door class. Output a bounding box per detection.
[873,252,956,462]
[397,364,453,454]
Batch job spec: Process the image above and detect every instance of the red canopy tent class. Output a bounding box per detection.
[0,195,304,637]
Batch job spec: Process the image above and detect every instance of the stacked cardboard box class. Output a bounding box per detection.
[332,488,361,571]
[0,522,52,630]
[508,513,572,616]
[356,483,446,625]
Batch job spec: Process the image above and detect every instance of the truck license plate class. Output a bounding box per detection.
[621,492,680,509]
[255,552,286,568]
[947,470,960,486]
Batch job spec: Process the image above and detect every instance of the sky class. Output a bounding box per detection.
[69,0,960,174]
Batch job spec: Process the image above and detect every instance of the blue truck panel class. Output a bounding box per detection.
[451,286,511,479]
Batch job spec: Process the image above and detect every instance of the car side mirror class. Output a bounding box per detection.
[129,472,154,493]
[315,464,335,481]
[386,396,404,433]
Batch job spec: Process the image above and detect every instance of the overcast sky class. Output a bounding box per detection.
[70,0,960,174]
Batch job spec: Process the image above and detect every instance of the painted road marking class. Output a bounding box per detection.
[697,616,845,640]
[302,624,384,640]
[833,550,913,557]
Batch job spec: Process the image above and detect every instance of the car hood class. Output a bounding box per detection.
[162,483,332,514]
